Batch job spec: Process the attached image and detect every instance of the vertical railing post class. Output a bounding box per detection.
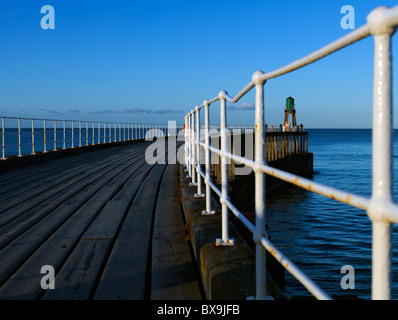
[190,111,197,186]
[71,120,74,148]
[1,117,5,160]
[43,119,47,153]
[86,121,89,146]
[100,122,102,144]
[63,120,66,149]
[187,114,192,178]
[216,90,233,246]
[194,106,204,197]
[253,71,267,299]
[114,123,116,142]
[17,117,21,157]
[31,118,35,155]
[202,100,215,215]
[366,7,395,300]
[135,123,137,140]
[79,121,82,147]
[53,119,57,151]
[184,116,188,171]
[118,123,121,142]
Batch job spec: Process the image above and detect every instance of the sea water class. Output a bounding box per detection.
[266,129,398,300]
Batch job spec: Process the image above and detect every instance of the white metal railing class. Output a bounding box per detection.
[184,5,398,300]
[0,116,184,159]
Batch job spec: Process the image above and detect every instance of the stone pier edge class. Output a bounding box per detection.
[178,164,287,300]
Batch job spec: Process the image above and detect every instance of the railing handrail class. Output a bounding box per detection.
[184,5,398,300]
[0,116,184,159]
[0,115,183,126]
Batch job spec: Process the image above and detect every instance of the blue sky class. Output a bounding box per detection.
[0,0,398,128]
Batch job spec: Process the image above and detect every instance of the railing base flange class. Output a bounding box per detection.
[202,210,216,216]
[194,193,205,198]
[215,238,235,246]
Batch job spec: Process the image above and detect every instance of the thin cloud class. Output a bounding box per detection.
[121,107,152,114]
[88,107,182,115]
[38,108,80,114]
[155,109,182,114]
[38,108,64,114]
[89,109,115,114]
[227,102,255,111]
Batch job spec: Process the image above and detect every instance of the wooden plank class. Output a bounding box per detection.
[91,164,167,300]
[43,163,167,300]
[81,163,155,241]
[0,149,149,286]
[151,164,203,300]
[0,145,144,209]
[0,141,196,299]
[0,143,132,187]
[0,148,116,195]
[0,143,150,206]
[0,160,153,300]
[0,148,136,202]
[0,157,123,218]
[0,147,146,244]
[0,160,132,245]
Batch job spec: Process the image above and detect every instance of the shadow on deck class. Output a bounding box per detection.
[0,139,204,300]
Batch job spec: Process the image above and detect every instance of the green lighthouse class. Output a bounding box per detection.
[284,96,297,127]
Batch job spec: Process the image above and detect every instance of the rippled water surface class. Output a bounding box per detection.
[266,129,398,300]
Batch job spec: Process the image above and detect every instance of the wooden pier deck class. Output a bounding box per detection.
[0,139,203,300]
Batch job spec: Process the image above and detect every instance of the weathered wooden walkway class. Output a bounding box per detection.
[0,139,203,300]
